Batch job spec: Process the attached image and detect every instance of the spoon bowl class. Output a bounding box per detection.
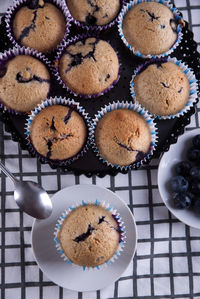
[14,180,52,219]
[0,161,52,219]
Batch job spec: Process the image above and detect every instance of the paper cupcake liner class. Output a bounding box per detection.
[0,46,53,115]
[5,0,71,54]
[89,101,158,170]
[118,0,184,59]
[53,34,121,99]
[65,0,126,32]
[24,96,90,167]
[54,199,126,271]
[130,56,199,120]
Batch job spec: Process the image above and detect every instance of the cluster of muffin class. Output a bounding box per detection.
[0,0,197,171]
[119,1,197,120]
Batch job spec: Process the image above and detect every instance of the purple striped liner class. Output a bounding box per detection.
[89,101,158,170]
[118,0,183,59]
[53,34,121,99]
[0,46,52,115]
[130,57,199,120]
[54,199,126,271]
[24,96,90,167]
[64,0,126,32]
[5,0,71,54]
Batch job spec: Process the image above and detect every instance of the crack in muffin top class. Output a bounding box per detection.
[59,37,119,96]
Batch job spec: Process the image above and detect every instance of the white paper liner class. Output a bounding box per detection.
[130,56,199,119]
[118,0,183,59]
[0,46,52,114]
[54,199,126,271]
[5,0,71,53]
[53,34,121,99]
[25,96,90,166]
[89,101,158,170]
[65,0,126,32]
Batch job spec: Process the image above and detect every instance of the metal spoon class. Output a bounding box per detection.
[0,161,52,219]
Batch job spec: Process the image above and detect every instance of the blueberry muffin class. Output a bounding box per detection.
[58,37,119,96]
[0,55,50,112]
[95,109,151,166]
[58,204,121,267]
[66,0,120,26]
[30,105,87,160]
[133,61,190,116]
[123,2,178,55]
[12,0,66,52]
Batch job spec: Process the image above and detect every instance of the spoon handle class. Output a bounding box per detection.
[0,161,17,183]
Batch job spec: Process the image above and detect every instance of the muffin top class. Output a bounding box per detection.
[58,204,121,267]
[59,37,119,96]
[95,109,151,166]
[66,0,120,26]
[133,61,190,116]
[123,2,177,55]
[30,105,87,160]
[0,55,50,112]
[13,0,66,52]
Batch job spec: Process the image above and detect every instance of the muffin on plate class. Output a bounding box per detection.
[0,54,50,113]
[95,108,152,166]
[29,104,87,161]
[122,1,178,56]
[133,61,190,116]
[12,0,66,52]
[66,0,120,26]
[56,203,124,267]
[58,37,119,97]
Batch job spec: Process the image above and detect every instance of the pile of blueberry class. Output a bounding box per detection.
[170,134,200,212]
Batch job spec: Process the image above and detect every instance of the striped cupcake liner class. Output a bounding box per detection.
[118,0,183,59]
[25,96,90,167]
[89,101,158,171]
[64,0,126,32]
[130,56,199,120]
[53,33,121,99]
[54,199,126,271]
[0,46,53,115]
[5,0,71,54]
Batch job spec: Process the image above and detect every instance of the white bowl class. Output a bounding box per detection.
[158,128,200,229]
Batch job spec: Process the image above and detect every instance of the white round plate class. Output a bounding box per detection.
[31,184,137,292]
[158,128,200,229]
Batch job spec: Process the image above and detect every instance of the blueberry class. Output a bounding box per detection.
[189,167,200,180]
[0,66,7,78]
[85,14,97,25]
[175,161,191,177]
[178,87,183,93]
[173,193,191,209]
[193,197,200,212]
[28,0,44,9]
[193,134,200,149]
[50,116,56,131]
[187,192,195,206]
[28,0,39,9]
[170,176,189,193]
[191,180,200,194]
[187,147,200,161]
[71,53,83,67]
